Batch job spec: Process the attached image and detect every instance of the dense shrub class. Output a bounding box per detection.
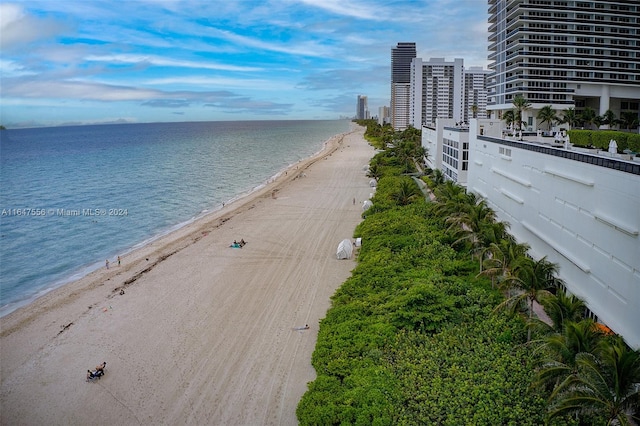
[568,129,640,153]
[297,123,581,425]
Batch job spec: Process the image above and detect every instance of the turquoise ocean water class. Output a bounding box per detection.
[0,120,350,316]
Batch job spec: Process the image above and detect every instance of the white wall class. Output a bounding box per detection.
[421,124,441,170]
[442,125,469,185]
[467,120,640,349]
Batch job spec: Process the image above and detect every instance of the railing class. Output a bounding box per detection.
[478,136,640,175]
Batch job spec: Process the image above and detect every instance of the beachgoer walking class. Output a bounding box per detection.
[117,256,121,266]
[353,197,355,205]
[105,259,109,269]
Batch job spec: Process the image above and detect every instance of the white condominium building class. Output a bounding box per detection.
[464,67,492,123]
[410,57,464,128]
[467,119,640,349]
[487,0,640,124]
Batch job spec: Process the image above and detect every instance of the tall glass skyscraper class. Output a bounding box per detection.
[356,95,368,120]
[391,42,416,130]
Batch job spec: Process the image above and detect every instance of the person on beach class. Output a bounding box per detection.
[117,256,121,266]
[105,259,109,269]
[95,361,106,374]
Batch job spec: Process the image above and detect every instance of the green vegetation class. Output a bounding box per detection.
[512,94,531,131]
[297,121,639,425]
[567,130,640,153]
[537,105,558,131]
[558,107,579,130]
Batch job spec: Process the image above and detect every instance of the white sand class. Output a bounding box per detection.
[0,126,375,425]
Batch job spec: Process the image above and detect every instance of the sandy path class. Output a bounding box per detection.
[0,127,375,425]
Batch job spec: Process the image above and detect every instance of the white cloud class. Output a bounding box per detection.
[84,54,262,72]
[0,59,36,77]
[206,27,338,58]
[145,76,294,91]
[294,0,385,21]
[3,79,161,102]
[0,3,67,51]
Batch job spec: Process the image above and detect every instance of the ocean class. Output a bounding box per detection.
[0,119,350,316]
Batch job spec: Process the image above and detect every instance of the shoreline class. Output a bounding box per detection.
[0,131,348,319]
[1,123,376,424]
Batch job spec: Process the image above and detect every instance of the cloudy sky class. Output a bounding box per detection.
[0,0,489,128]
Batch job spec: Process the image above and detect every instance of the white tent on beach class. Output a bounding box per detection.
[336,239,353,260]
[362,200,373,211]
[369,179,377,188]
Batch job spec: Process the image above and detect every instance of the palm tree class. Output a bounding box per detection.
[602,109,617,129]
[433,180,468,213]
[431,169,445,186]
[502,110,516,131]
[496,256,563,341]
[481,237,529,289]
[471,104,478,119]
[540,289,586,333]
[392,177,421,206]
[547,336,640,425]
[446,198,498,266]
[580,107,597,130]
[619,111,639,131]
[594,115,604,130]
[366,162,383,181]
[537,105,557,131]
[559,107,579,130]
[534,319,603,392]
[512,95,531,131]
[415,145,427,169]
[475,220,510,274]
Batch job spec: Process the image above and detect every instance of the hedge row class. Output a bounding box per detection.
[567,129,640,153]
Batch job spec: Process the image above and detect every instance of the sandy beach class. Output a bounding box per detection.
[0,125,375,425]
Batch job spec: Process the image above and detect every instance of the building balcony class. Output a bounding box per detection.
[506,74,525,82]
[488,1,497,16]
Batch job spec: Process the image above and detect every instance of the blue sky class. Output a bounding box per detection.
[0,0,489,128]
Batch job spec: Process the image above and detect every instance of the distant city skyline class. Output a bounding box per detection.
[0,0,489,128]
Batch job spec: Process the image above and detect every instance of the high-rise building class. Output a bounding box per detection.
[391,42,416,130]
[487,0,640,127]
[356,95,369,120]
[463,67,491,123]
[410,57,464,128]
[378,106,390,126]
[418,0,640,349]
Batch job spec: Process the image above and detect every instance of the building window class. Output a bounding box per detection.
[499,147,512,157]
